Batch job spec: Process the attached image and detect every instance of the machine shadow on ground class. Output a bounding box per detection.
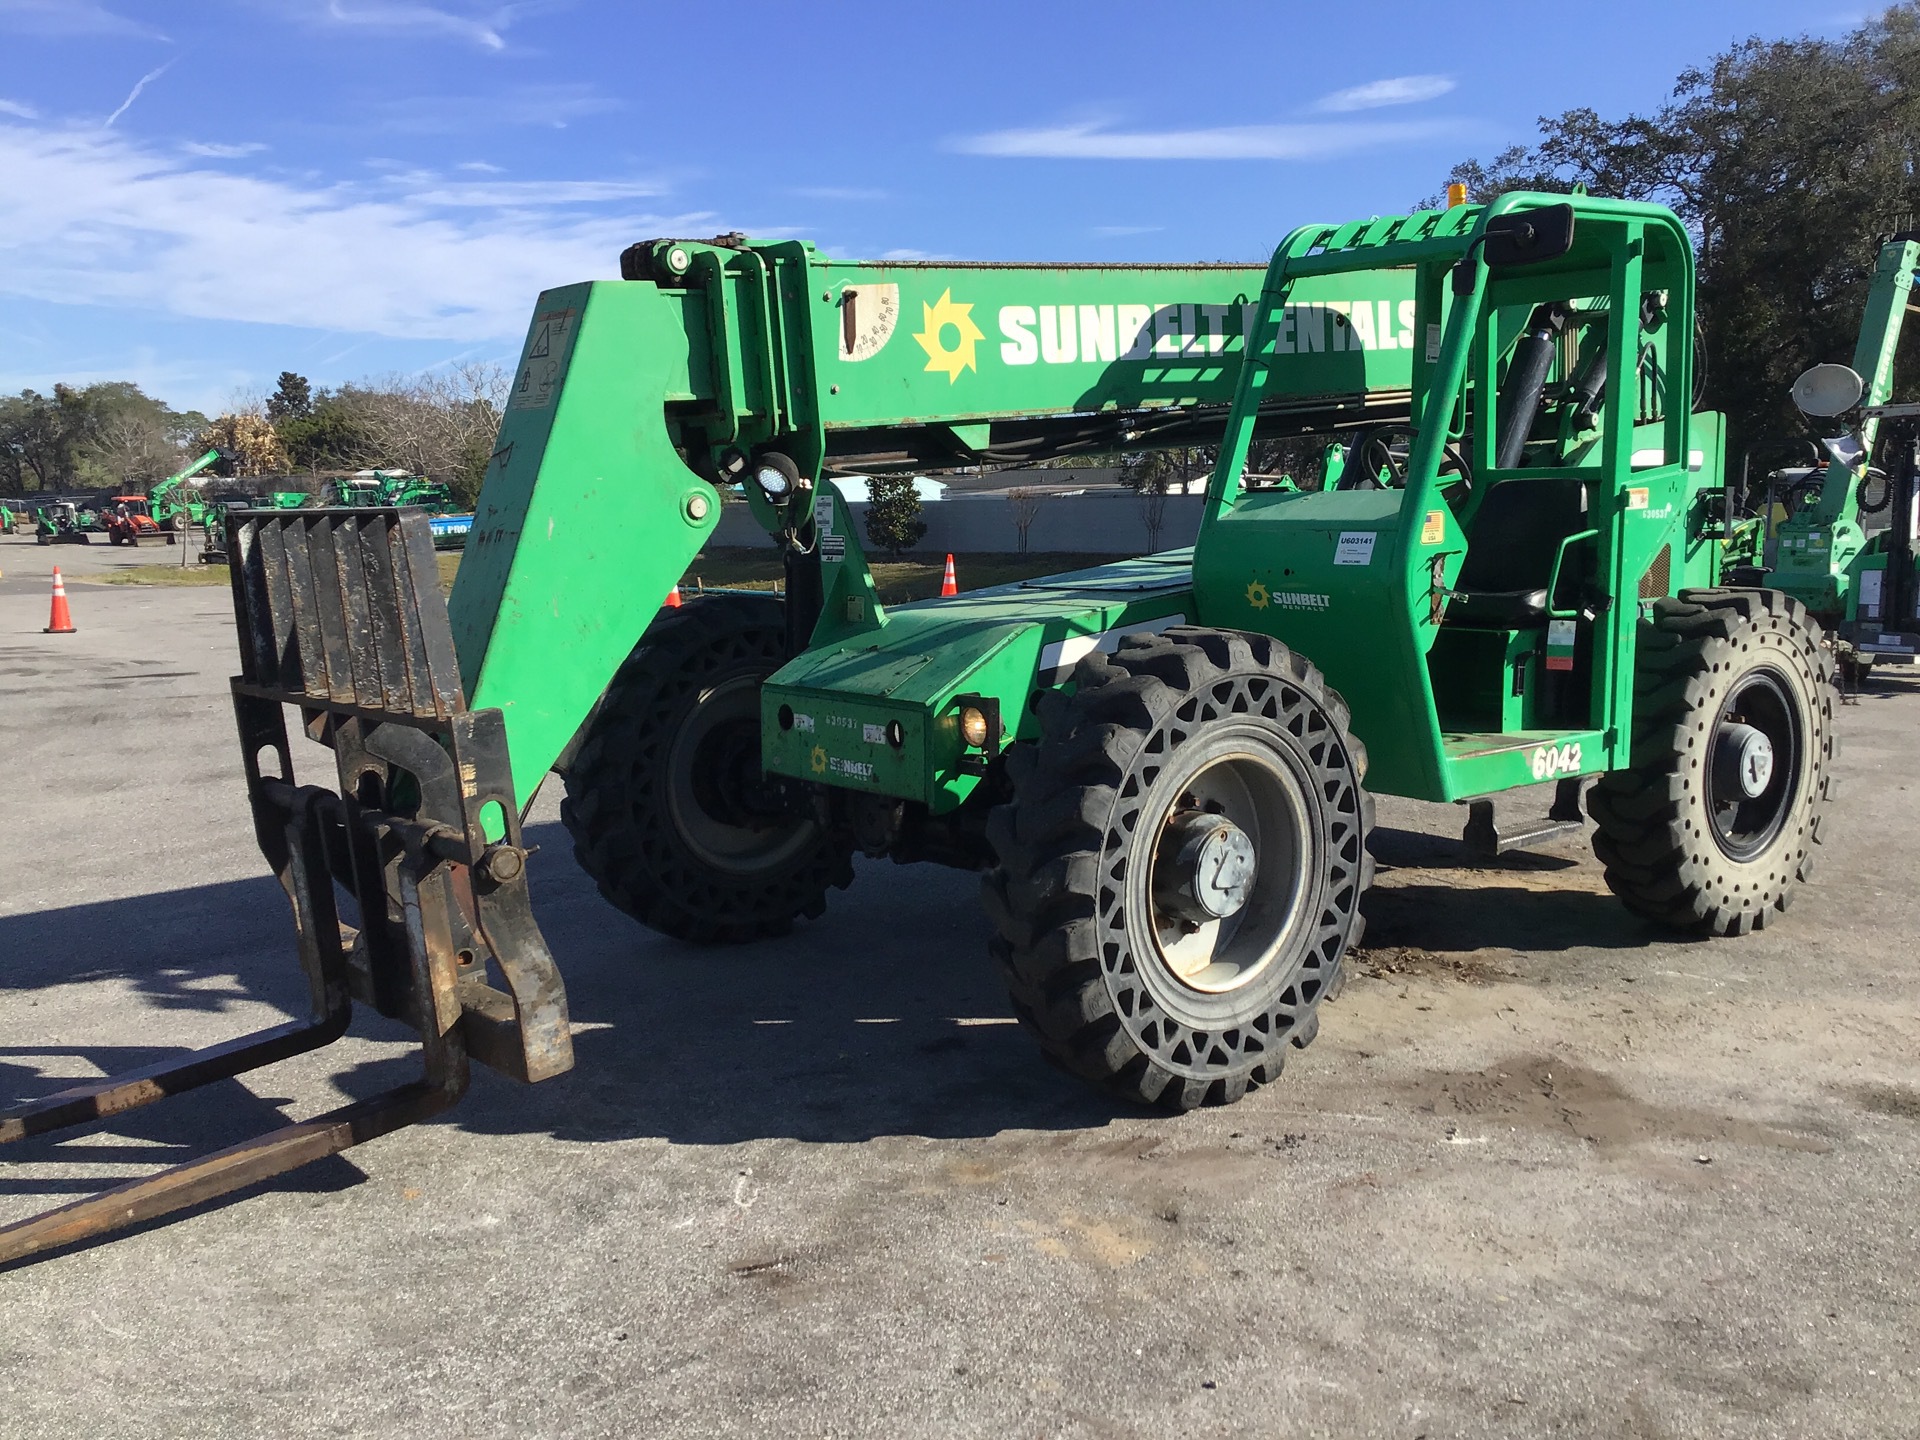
[0,803,1677,1247]
[1363,824,1668,955]
[0,834,1125,1167]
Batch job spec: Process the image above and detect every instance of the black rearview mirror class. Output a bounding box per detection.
[1484,204,1577,268]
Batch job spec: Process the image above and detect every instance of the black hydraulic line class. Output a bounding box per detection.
[1495,304,1571,469]
[1887,423,1918,630]
[1568,322,1609,424]
[785,530,823,658]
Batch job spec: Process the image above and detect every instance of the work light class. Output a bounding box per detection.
[753,452,802,502]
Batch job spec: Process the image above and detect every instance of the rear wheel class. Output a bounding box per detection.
[983,627,1373,1109]
[561,593,854,944]
[1588,588,1834,935]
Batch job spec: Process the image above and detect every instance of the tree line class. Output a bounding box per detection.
[1436,4,1920,462]
[0,382,208,496]
[1101,8,1919,492]
[0,364,507,509]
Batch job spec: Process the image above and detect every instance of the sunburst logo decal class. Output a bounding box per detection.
[913,289,984,382]
[810,745,828,775]
[1245,580,1270,610]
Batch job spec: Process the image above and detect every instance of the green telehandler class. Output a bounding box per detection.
[332,470,458,512]
[146,446,232,533]
[1737,235,1920,681]
[0,193,1841,1263]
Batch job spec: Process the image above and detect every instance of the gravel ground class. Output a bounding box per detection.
[2,536,1917,1439]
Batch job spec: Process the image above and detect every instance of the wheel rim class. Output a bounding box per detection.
[1706,666,1802,862]
[1141,747,1312,994]
[665,673,818,874]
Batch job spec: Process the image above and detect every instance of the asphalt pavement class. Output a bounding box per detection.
[2,533,1917,1439]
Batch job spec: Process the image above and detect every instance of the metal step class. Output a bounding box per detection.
[1460,776,1588,858]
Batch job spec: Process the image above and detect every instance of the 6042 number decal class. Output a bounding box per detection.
[1530,742,1582,780]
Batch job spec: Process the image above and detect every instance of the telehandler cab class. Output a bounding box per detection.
[0,193,1837,1263]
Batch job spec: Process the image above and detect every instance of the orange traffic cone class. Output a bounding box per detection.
[664,584,683,608]
[44,567,76,634]
[940,553,958,597]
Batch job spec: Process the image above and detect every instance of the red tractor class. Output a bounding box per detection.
[102,495,178,545]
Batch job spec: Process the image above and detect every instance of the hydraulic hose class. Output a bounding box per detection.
[1495,304,1570,469]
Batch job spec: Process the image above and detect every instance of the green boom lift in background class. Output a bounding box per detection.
[147,446,230,532]
[1738,234,1920,680]
[0,194,1850,1263]
[332,470,457,512]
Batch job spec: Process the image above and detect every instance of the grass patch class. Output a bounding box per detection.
[97,563,230,587]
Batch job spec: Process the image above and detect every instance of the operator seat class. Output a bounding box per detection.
[1443,477,1588,629]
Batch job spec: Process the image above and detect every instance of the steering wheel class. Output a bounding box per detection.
[1337,426,1406,490]
[1335,425,1473,496]
[1779,474,1822,521]
[1857,467,1892,516]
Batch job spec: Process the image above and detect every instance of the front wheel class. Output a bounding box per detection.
[561,593,854,944]
[983,627,1373,1109]
[1588,589,1835,935]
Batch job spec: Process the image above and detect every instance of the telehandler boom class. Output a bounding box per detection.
[0,195,1838,1263]
[1745,235,1920,677]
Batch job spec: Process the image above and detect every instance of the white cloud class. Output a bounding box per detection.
[104,63,172,127]
[952,117,1464,161]
[318,0,510,51]
[0,0,166,39]
[1315,75,1455,113]
[399,178,667,207]
[0,98,38,120]
[0,351,248,413]
[879,248,955,262]
[456,160,504,172]
[368,83,622,133]
[181,141,270,159]
[0,121,712,342]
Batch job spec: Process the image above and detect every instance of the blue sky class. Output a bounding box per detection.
[0,0,1865,416]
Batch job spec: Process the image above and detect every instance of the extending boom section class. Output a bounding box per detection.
[452,238,1419,801]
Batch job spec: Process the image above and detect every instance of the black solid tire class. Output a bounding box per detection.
[1587,588,1835,935]
[982,627,1374,1109]
[560,593,854,944]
